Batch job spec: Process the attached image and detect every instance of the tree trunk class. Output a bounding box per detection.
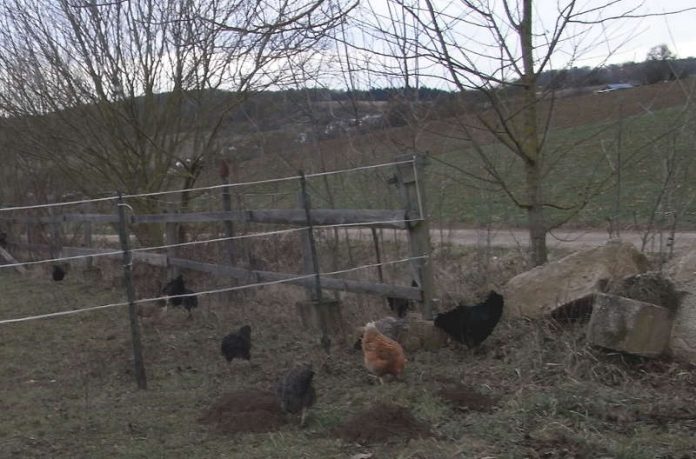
[525,163,548,266]
[520,0,548,266]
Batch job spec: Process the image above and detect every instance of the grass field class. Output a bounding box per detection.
[221,80,696,232]
[2,245,696,458]
[3,81,696,459]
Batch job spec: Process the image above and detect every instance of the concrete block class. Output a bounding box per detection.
[587,293,673,357]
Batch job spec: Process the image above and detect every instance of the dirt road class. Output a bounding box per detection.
[343,227,696,253]
[89,227,696,253]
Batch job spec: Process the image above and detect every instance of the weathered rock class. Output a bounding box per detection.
[664,251,696,363]
[504,241,648,319]
[665,249,696,286]
[668,293,696,363]
[587,294,672,357]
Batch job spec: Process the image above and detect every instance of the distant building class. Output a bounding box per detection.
[594,83,635,94]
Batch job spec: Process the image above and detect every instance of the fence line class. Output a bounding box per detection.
[0,249,124,270]
[0,209,410,228]
[0,255,427,325]
[0,158,415,213]
[0,217,421,271]
[0,196,118,213]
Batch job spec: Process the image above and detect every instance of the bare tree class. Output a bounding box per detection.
[0,0,354,243]
[354,0,695,265]
[644,44,677,84]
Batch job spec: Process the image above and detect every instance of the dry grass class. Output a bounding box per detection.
[2,246,696,458]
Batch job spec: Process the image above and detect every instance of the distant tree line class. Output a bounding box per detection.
[534,49,694,89]
[223,47,696,130]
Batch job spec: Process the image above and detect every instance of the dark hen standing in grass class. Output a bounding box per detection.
[434,291,504,348]
[52,264,66,282]
[275,364,316,427]
[161,274,198,318]
[221,325,252,362]
[386,280,419,318]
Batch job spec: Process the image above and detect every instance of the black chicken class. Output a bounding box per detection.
[387,296,410,318]
[161,274,198,318]
[275,364,316,427]
[221,325,252,362]
[386,280,418,318]
[434,291,504,348]
[52,265,66,282]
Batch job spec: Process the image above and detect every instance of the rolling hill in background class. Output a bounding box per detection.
[223,78,696,230]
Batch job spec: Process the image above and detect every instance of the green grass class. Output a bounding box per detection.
[423,104,696,229]
[238,102,696,234]
[80,84,694,238]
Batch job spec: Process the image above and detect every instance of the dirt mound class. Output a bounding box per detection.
[199,389,285,434]
[332,402,432,445]
[437,384,499,412]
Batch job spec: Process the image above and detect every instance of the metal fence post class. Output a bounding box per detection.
[298,172,332,352]
[116,192,147,390]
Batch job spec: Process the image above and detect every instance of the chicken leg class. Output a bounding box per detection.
[300,406,308,427]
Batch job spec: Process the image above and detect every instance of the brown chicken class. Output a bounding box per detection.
[361,321,407,384]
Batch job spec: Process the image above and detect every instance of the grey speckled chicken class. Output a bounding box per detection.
[275,364,316,427]
[353,316,408,350]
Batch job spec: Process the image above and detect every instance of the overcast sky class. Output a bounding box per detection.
[346,1,696,90]
[572,0,696,66]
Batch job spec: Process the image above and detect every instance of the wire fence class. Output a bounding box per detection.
[0,159,415,213]
[0,217,423,271]
[0,156,430,327]
[0,255,427,325]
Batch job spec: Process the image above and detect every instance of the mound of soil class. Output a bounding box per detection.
[332,402,432,445]
[437,384,499,412]
[199,389,285,434]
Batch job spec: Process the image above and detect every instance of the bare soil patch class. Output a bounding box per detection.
[437,384,499,412]
[332,402,432,445]
[522,431,601,459]
[199,389,285,434]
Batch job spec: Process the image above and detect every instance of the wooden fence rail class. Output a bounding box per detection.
[12,242,422,301]
[0,209,409,229]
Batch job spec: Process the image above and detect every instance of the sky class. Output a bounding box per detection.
[345,0,696,90]
[574,0,696,66]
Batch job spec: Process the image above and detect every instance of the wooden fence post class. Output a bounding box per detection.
[25,220,34,260]
[218,159,237,265]
[164,208,179,280]
[48,207,62,260]
[116,192,148,390]
[82,209,93,269]
[298,173,322,302]
[370,227,384,283]
[394,153,434,320]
